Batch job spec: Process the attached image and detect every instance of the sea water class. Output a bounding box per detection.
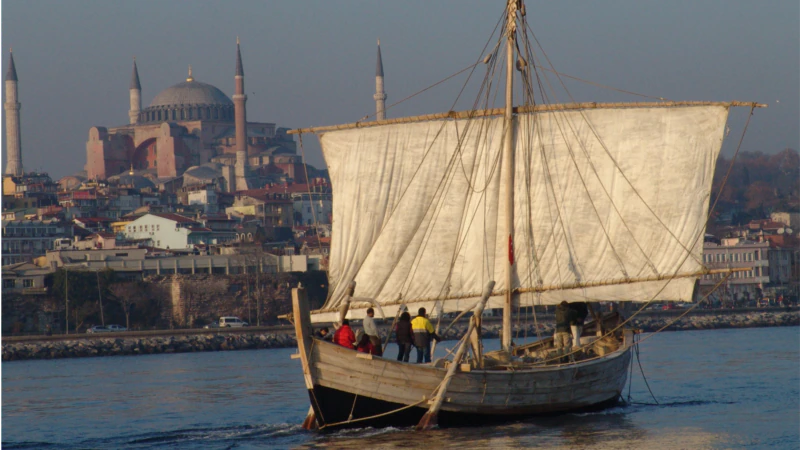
[2,326,798,449]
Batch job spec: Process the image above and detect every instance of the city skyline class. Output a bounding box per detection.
[2,0,799,179]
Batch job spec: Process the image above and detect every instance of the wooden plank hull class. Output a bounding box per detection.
[305,338,632,429]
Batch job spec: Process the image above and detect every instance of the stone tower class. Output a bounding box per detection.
[129,58,142,125]
[5,49,23,176]
[233,37,249,190]
[373,39,387,121]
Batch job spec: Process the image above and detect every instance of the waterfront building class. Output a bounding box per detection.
[701,237,795,302]
[1,262,50,295]
[1,219,71,265]
[41,247,308,275]
[228,191,293,228]
[121,212,235,250]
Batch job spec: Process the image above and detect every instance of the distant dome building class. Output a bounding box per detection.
[83,45,297,192]
[138,71,235,124]
[108,169,156,190]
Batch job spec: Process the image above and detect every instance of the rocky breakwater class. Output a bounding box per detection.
[2,331,299,362]
[629,308,799,332]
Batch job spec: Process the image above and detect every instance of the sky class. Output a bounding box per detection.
[1,0,798,179]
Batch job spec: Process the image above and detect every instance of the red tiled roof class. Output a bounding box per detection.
[187,227,212,233]
[151,213,197,224]
[235,189,293,204]
[75,217,113,224]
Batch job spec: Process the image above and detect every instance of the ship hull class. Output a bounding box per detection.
[292,289,633,430]
[301,334,632,430]
[309,352,624,429]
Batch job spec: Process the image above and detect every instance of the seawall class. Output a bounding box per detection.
[3,308,798,361]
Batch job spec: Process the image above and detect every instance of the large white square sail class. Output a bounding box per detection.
[313,104,728,321]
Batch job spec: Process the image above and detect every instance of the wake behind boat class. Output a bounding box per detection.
[285,0,764,430]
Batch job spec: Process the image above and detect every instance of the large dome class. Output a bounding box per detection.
[137,76,235,124]
[149,80,233,108]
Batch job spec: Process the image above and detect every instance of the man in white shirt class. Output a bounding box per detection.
[362,307,383,356]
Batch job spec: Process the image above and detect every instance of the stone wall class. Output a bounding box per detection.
[1,271,329,336]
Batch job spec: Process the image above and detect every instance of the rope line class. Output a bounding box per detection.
[634,336,659,404]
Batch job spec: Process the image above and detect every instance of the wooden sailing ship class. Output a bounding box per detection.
[286,0,764,430]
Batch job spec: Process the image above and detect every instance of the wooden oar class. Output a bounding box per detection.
[416,280,494,430]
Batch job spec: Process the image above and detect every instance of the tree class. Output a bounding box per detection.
[109,282,147,330]
[48,268,116,333]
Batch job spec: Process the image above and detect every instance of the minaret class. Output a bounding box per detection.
[128,57,142,125]
[5,49,23,176]
[373,39,387,121]
[233,37,248,190]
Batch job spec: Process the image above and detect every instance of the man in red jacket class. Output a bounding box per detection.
[333,319,356,349]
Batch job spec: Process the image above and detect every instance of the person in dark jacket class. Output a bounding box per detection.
[554,301,576,350]
[568,302,589,348]
[395,311,414,362]
[333,319,356,349]
[314,327,332,342]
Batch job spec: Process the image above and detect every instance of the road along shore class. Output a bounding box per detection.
[3,307,797,361]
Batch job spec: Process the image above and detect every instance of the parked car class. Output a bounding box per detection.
[219,316,248,328]
[203,321,220,329]
[106,324,127,332]
[661,303,677,310]
[86,325,109,334]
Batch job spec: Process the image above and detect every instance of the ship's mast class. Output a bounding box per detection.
[501,0,518,352]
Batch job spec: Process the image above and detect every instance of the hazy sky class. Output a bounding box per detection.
[2,0,798,179]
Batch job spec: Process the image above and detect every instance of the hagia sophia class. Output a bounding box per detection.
[72,40,314,192]
[4,39,388,194]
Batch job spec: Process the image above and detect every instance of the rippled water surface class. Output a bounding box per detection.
[3,327,799,449]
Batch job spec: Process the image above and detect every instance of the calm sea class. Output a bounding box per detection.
[2,327,798,449]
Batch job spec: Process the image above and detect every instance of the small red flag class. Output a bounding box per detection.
[508,234,515,266]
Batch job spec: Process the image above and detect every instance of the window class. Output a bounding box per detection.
[23,279,33,288]
[157,225,160,231]
[115,253,128,257]
[3,279,15,288]
[145,225,148,232]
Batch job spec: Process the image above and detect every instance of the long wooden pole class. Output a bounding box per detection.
[501,0,517,353]
[65,268,69,335]
[96,270,105,326]
[286,101,766,135]
[292,286,318,429]
[416,280,494,430]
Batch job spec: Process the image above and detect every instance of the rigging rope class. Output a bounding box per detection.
[526,21,705,268]
[298,134,326,259]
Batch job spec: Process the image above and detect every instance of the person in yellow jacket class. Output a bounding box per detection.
[411,307,440,363]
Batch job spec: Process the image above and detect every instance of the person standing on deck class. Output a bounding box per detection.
[333,319,356,349]
[395,311,414,362]
[362,307,383,356]
[554,301,576,351]
[569,302,589,348]
[411,307,440,363]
